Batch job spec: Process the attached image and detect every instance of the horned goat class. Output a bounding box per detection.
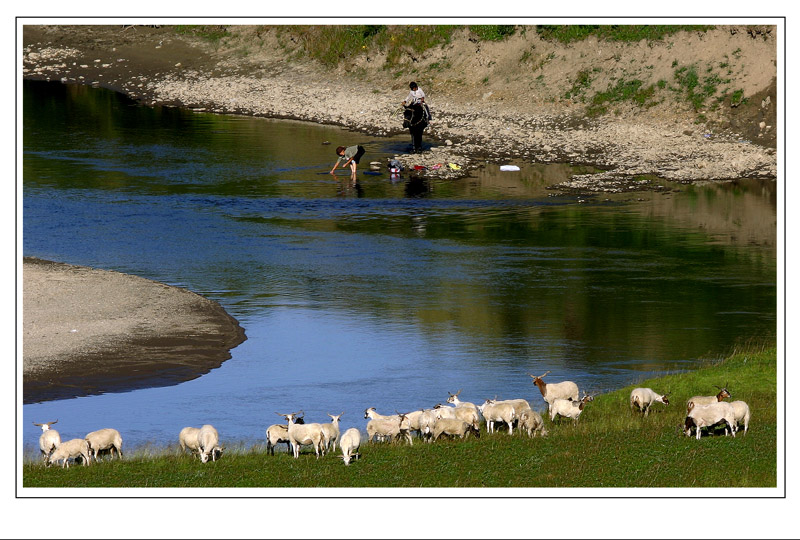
[48,438,91,468]
[339,427,361,466]
[321,413,343,454]
[33,420,60,462]
[629,388,671,416]
[549,393,594,423]
[477,399,516,434]
[729,400,751,436]
[84,428,123,461]
[518,407,548,437]
[687,384,731,412]
[280,412,325,458]
[684,401,736,439]
[529,371,579,410]
[197,424,223,463]
[432,418,480,441]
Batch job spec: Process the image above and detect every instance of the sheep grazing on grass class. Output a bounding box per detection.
[179,427,201,456]
[85,428,123,461]
[730,400,751,436]
[687,384,732,413]
[529,371,579,410]
[549,393,594,423]
[629,388,671,417]
[366,413,408,444]
[321,413,343,454]
[197,424,223,463]
[684,401,736,440]
[433,403,480,431]
[339,428,361,466]
[518,407,548,437]
[432,418,480,441]
[364,408,412,445]
[48,438,91,468]
[33,420,60,462]
[478,399,516,434]
[280,412,325,459]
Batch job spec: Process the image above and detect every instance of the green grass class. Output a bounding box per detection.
[24,344,776,488]
[174,25,231,43]
[587,78,657,116]
[535,25,715,44]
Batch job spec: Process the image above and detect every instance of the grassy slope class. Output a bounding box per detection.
[23,346,776,488]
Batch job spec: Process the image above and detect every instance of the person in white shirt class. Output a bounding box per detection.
[401,82,428,153]
[402,81,425,106]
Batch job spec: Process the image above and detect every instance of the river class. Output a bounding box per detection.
[22,80,776,452]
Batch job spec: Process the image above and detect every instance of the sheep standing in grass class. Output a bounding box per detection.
[549,394,594,423]
[684,401,736,439]
[266,424,291,455]
[518,407,548,437]
[729,400,751,436]
[321,413,343,454]
[629,388,671,417]
[33,420,60,462]
[366,414,407,444]
[529,371,579,411]
[85,428,124,461]
[687,384,731,412]
[433,403,480,431]
[48,438,91,468]
[197,424,223,463]
[432,418,480,441]
[478,399,516,434]
[364,408,412,444]
[418,409,438,443]
[281,412,325,458]
[339,428,361,466]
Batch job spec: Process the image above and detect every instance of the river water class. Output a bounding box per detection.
[21,81,776,451]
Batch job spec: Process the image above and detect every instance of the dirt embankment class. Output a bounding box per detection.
[22,24,777,191]
[23,258,246,404]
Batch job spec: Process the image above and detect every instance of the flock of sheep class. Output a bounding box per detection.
[33,372,752,468]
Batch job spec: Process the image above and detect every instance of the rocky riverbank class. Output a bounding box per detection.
[22,24,778,192]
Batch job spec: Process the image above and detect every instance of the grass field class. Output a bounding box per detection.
[23,344,777,489]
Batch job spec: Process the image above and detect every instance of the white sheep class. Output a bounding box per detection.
[48,438,91,468]
[684,401,736,439]
[417,408,438,443]
[364,408,412,444]
[529,371,580,410]
[281,412,325,459]
[197,424,223,463]
[477,399,516,434]
[629,388,671,416]
[179,426,201,456]
[434,403,479,430]
[549,394,594,423]
[687,384,731,412]
[321,413,343,454]
[33,420,60,462]
[339,428,361,466]
[432,418,480,441]
[366,414,407,444]
[265,423,291,455]
[446,390,480,413]
[518,407,548,437]
[84,428,123,461]
[729,400,751,436]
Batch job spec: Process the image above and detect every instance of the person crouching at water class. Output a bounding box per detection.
[330,145,366,179]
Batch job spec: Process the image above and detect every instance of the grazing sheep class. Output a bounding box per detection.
[197,424,223,463]
[432,418,480,441]
[339,428,361,466]
[629,388,671,417]
[518,407,548,437]
[84,428,123,461]
[434,403,480,430]
[321,413,343,454]
[478,399,516,434]
[33,421,60,462]
[529,371,580,410]
[281,412,325,459]
[48,438,91,468]
[266,424,291,455]
[687,384,731,412]
[549,393,594,423]
[729,400,751,436]
[179,427,201,455]
[684,401,736,440]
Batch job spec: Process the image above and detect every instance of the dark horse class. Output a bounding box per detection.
[403,103,428,153]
